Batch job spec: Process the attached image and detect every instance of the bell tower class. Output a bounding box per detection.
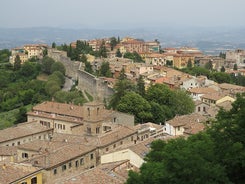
[83,101,105,135]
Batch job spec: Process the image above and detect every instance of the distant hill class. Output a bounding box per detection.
[0,26,245,54]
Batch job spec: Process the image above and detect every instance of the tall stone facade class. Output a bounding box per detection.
[77,70,114,101]
[48,49,114,101]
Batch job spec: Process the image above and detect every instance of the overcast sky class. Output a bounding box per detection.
[1,0,244,29]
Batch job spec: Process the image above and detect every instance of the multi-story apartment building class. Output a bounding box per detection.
[9,44,48,64]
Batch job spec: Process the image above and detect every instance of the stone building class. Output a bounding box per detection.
[0,121,53,147]
[27,101,135,135]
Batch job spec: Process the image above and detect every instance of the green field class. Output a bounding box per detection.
[0,105,33,130]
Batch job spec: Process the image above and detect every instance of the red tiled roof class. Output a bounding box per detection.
[0,121,53,143]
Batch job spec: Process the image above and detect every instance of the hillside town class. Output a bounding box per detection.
[0,36,245,183]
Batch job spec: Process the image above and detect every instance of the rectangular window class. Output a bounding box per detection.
[31,177,37,184]
[53,168,57,175]
[75,160,79,167]
[96,127,100,134]
[87,127,91,134]
[22,153,28,158]
[80,158,84,165]
[62,164,66,171]
[198,107,200,112]
[90,153,94,160]
[68,162,72,168]
[63,125,65,130]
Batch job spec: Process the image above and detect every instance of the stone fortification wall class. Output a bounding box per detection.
[77,70,114,101]
[48,49,80,79]
[48,49,114,101]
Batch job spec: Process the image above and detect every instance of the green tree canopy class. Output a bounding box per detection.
[14,106,27,124]
[145,84,194,120]
[51,61,66,75]
[204,60,213,70]
[109,78,135,109]
[99,61,112,77]
[117,92,152,123]
[124,51,144,63]
[126,94,245,184]
[42,56,55,74]
[14,55,21,71]
[110,37,118,51]
[187,59,192,68]
[220,66,226,72]
[116,49,122,58]
[136,75,145,97]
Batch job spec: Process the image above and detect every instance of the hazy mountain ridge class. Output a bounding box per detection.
[0,27,244,54]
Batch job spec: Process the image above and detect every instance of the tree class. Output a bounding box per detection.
[118,68,126,80]
[207,93,245,183]
[14,106,27,124]
[116,49,122,58]
[80,54,87,63]
[166,60,173,67]
[145,84,194,120]
[205,60,213,70]
[136,75,145,97]
[49,71,65,87]
[149,102,166,124]
[43,48,48,57]
[19,62,37,78]
[52,42,56,48]
[99,61,112,77]
[0,49,11,63]
[13,55,21,71]
[110,37,118,51]
[124,52,144,63]
[233,63,238,71]
[51,62,66,75]
[220,66,225,72]
[42,56,55,74]
[127,133,230,184]
[99,41,107,58]
[127,95,245,184]
[187,59,192,68]
[109,78,135,109]
[45,80,61,97]
[211,72,231,83]
[117,92,152,123]
[219,52,226,59]
[172,90,195,115]
[84,61,93,74]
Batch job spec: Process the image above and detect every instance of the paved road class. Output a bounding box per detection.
[62,77,73,91]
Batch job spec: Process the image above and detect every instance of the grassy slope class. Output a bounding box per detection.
[0,104,33,130]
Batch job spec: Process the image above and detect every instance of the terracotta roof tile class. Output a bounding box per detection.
[0,163,41,184]
[98,126,136,147]
[188,87,217,94]
[0,121,53,143]
[166,113,207,127]
[61,160,134,184]
[31,101,85,118]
